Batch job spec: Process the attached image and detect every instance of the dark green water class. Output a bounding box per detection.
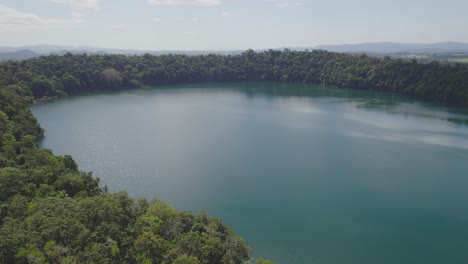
[30,82,468,264]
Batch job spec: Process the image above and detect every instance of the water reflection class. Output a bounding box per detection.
[191,82,468,127]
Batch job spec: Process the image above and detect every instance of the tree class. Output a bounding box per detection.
[62,155,78,171]
[101,69,122,90]
[61,73,81,95]
[15,70,34,83]
[54,174,85,197]
[174,254,202,264]
[132,232,170,263]
[30,76,55,98]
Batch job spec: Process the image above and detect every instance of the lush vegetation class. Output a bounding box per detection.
[1,49,467,263]
[0,91,252,263]
[0,49,467,105]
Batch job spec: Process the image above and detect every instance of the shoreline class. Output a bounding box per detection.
[31,95,59,105]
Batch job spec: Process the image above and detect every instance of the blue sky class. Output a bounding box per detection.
[0,0,468,50]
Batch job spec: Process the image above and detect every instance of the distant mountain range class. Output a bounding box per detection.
[0,50,40,61]
[313,41,468,54]
[0,45,243,61]
[1,42,468,61]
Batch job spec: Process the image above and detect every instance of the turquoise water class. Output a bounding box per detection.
[30,82,468,263]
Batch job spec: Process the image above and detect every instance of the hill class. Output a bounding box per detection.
[0,49,40,61]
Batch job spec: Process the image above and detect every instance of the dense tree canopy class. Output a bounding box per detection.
[0,49,467,105]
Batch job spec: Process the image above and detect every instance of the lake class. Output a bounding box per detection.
[30,82,468,264]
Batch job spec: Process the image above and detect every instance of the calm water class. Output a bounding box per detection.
[30,82,468,264]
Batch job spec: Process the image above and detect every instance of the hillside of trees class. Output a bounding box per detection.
[0,91,255,263]
[0,49,467,105]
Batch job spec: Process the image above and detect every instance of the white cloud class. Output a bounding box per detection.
[148,0,221,6]
[191,17,199,22]
[220,11,229,17]
[0,4,86,32]
[152,17,161,23]
[49,0,100,9]
[175,16,185,21]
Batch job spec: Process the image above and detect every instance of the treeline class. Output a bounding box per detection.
[0,90,253,263]
[0,49,467,105]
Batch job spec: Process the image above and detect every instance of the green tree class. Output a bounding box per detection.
[30,76,55,98]
[101,69,122,89]
[61,73,81,95]
[62,155,78,171]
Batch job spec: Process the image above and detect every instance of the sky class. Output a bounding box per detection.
[0,0,468,50]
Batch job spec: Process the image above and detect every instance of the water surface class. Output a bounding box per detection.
[30,82,468,264]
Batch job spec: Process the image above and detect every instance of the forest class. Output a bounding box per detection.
[0,49,467,105]
[1,49,467,263]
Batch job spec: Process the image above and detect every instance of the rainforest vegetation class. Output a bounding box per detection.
[1,49,467,263]
[0,49,467,105]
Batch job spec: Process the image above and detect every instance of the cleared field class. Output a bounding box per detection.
[451,58,468,63]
